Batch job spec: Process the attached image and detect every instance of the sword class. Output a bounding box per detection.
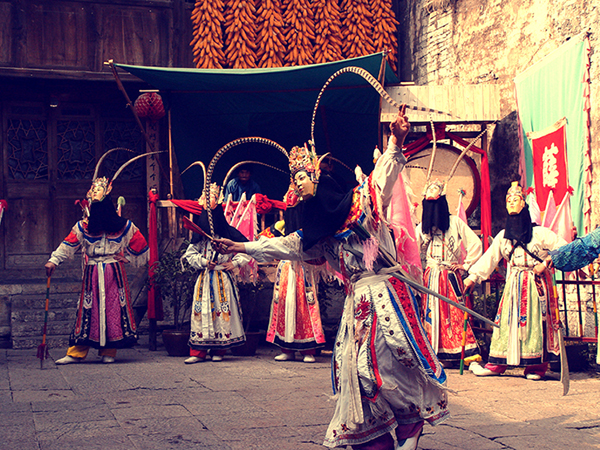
[347,222,499,329]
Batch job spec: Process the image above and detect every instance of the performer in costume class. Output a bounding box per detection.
[216,106,449,450]
[465,182,567,380]
[184,183,252,364]
[45,153,150,364]
[265,186,326,363]
[416,183,482,368]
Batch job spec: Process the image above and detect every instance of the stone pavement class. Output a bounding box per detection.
[1,340,600,450]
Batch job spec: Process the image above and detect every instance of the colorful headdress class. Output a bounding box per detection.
[289,143,318,178]
[88,148,162,203]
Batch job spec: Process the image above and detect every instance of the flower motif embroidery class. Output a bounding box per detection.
[355,298,371,321]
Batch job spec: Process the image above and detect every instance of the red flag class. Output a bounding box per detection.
[528,118,569,209]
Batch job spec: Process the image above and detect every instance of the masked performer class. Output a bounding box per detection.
[265,186,326,363]
[45,154,150,364]
[416,186,482,368]
[465,182,567,380]
[216,106,448,450]
[183,183,252,364]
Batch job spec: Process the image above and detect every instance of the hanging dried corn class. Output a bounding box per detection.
[190,0,226,68]
[371,0,399,72]
[340,0,375,59]
[256,0,287,68]
[224,0,258,68]
[313,0,344,64]
[282,0,316,66]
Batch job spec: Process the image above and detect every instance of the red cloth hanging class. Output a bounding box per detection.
[148,190,164,321]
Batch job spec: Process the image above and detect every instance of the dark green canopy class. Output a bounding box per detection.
[116,53,398,200]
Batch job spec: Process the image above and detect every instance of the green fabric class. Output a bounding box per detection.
[514,35,587,233]
[116,53,398,200]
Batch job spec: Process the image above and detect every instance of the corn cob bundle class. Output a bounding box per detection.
[256,0,287,68]
[224,0,258,68]
[340,0,375,59]
[312,0,344,64]
[190,0,226,68]
[282,0,316,66]
[371,0,399,72]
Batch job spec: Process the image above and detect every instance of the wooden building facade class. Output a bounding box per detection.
[0,0,195,347]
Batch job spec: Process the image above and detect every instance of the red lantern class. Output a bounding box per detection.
[134,93,165,122]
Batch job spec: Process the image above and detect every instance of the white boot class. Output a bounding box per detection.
[55,355,81,365]
[101,356,115,364]
[303,355,315,363]
[274,352,295,361]
[184,356,204,364]
[469,361,499,376]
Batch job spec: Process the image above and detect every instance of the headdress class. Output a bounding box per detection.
[506,181,525,201]
[88,148,162,203]
[289,143,319,179]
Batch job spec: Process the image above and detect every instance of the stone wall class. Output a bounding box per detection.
[399,0,599,232]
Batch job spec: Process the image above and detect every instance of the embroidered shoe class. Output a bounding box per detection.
[274,353,295,361]
[211,355,223,362]
[101,356,115,364]
[469,362,499,377]
[526,373,542,380]
[55,355,81,365]
[303,355,316,363]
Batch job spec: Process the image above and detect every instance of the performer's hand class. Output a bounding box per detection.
[390,104,410,147]
[533,257,553,275]
[44,262,56,278]
[221,261,235,272]
[207,261,217,270]
[214,238,245,254]
[114,254,130,264]
[450,263,465,272]
[463,278,475,294]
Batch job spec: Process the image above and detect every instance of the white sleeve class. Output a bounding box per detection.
[371,140,407,210]
[232,252,252,268]
[466,230,505,284]
[48,224,82,266]
[455,217,483,271]
[184,243,208,270]
[243,233,324,263]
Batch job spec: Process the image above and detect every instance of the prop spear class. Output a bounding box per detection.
[348,222,499,329]
[36,276,51,369]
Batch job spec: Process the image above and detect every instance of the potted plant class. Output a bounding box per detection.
[149,240,198,356]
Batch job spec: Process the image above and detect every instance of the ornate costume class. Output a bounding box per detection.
[184,198,252,362]
[49,211,148,350]
[265,188,326,361]
[243,140,448,448]
[47,149,155,364]
[467,183,567,378]
[184,238,251,353]
[416,213,482,363]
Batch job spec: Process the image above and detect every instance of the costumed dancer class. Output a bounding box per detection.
[216,106,449,450]
[416,182,483,368]
[465,182,567,380]
[184,183,252,364]
[534,226,600,369]
[45,152,151,364]
[264,185,326,363]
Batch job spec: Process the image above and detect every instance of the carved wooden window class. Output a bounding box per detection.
[6,118,49,180]
[56,120,96,180]
[103,121,144,180]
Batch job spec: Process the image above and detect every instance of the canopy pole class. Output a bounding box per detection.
[105,60,158,153]
[377,53,387,150]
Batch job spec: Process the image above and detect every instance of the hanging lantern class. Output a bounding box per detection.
[134,92,165,122]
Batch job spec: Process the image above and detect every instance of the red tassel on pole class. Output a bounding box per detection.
[148,190,163,321]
